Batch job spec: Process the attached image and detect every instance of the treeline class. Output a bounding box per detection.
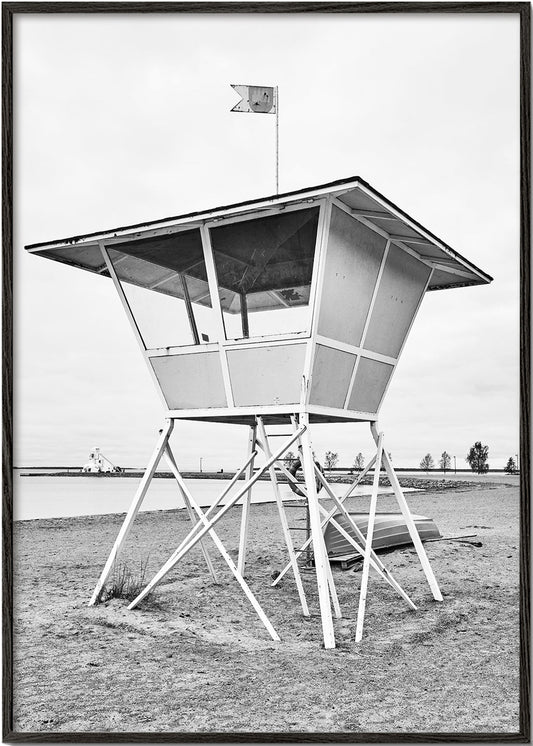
[283,442,519,475]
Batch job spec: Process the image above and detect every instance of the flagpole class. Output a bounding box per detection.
[275,86,279,194]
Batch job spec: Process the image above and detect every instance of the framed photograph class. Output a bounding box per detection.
[3,2,530,741]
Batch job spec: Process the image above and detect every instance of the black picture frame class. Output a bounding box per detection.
[2,2,530,742]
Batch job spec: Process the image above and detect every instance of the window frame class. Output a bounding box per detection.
[100,198,327,357]
[204,198,327,348]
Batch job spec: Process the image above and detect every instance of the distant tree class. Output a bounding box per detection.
[353,452,365,472]
[420,453,434,472]
[466,442,489,474]
[504,456,517,475]
[324,451,339,471]
[439,451,452,474]
[285,450,297,465]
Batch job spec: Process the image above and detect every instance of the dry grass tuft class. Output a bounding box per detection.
[96,558,152,604]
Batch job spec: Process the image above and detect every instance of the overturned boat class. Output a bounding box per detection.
[324,512,441,565]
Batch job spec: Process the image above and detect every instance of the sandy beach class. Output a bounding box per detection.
[12,479,520,736]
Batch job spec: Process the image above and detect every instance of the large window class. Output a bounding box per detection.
[106,228,218,350]
[210,206,320,340]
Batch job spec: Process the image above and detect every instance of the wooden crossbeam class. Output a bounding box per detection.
[128,427,306,617]
[256,419,310,616]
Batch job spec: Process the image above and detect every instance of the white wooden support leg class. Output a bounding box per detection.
[260,439,343,618]
[313,466,416,611]
[89,419,174,606]
[299,415,336,649]
[322,542,342,619]
[164,446,218,583]
[271,456,377,587]
[237,424,257,575]
[371,423,443,602]
[128,427,306,609]
[355,431,384,643]
[256,418,310,617]
[162,444,280,642]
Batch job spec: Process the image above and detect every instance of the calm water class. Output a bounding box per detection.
[13,471,403,521]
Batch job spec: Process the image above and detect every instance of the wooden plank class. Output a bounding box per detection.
[240,292,249,338]
[355,431,384,642]
[164,445,217,582]
[237,424,257,575]
[372,424,443,602]
[278,454,415,610]
[313,465,416,611]
[315,334,397,366]
[256,418,310,616]
[162,443,280,641]
[303,198,331,402]
[298,414,336,649]
[180,273,200,345]
[88,420,174,606]
[200,224,234,406]
[271,454,377,586]
[160,449,258,563]
[128,427,307,609]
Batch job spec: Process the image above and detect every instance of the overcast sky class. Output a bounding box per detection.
[13,11,520,470]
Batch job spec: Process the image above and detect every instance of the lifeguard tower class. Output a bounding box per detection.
[27,176,492,648]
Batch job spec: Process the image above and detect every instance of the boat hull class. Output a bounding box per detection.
[324,512,441,560]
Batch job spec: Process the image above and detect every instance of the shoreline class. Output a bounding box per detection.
[18,471,490,491]
[13,478,504,526]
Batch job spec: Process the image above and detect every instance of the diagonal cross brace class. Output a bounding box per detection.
[89,420,174,606]
[163,444,280,642]
[164,449,258,562]
[128,427,307,625]
[255,418,310,616]
[271,455,377,586]
[371,423,442,602]
[255,432,341,619]
[270,454,416,611]
[313,465,416,612]
[355,431,384,642]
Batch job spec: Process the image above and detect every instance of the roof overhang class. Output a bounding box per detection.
[25,175,493,292]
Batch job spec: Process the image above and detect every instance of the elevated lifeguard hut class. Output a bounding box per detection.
[27,176,492,647]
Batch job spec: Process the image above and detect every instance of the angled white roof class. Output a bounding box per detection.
[25,175,492,291]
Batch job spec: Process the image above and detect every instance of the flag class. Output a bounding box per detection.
[230,85,276,114]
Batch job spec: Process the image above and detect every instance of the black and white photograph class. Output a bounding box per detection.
[4,3,529,740]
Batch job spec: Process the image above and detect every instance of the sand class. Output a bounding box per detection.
[11,480,521,736]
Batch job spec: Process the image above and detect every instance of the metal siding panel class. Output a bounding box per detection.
[309,344,357,408]
[150,352,227,409]
[348,357,394,413]
[227,344,306,406]
[318,206,386,346]
[364,245,431,358]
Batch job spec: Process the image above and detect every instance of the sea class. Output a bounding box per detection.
[12,469,405,522]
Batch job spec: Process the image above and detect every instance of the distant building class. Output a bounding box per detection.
[81,448,120,473]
